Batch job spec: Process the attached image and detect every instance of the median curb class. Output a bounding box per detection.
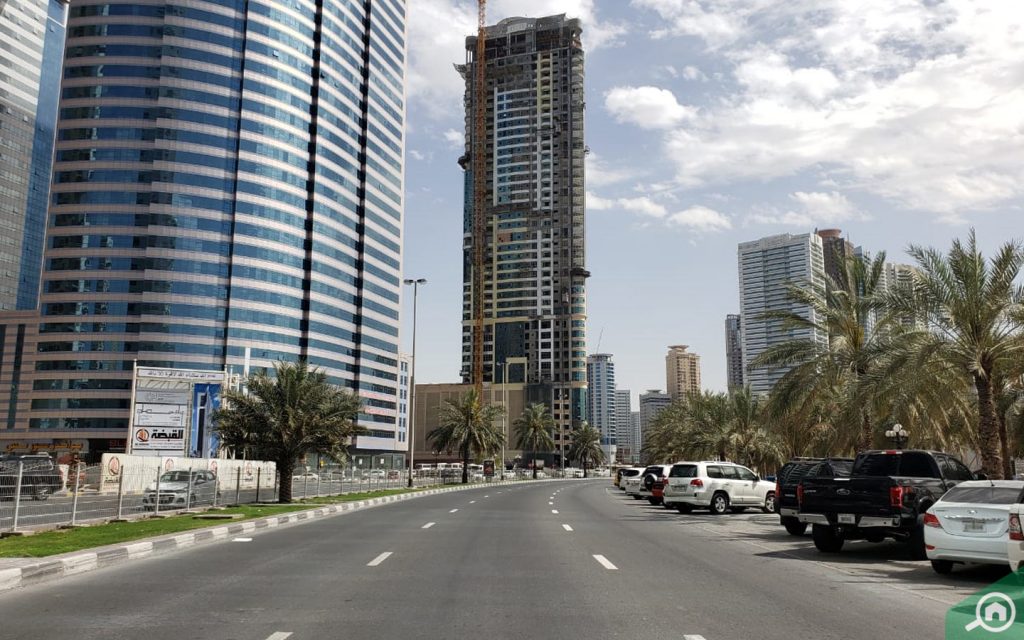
[0,479,550,594]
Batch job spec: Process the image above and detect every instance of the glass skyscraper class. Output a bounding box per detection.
[27,0,406,455]
[0,0,68,311]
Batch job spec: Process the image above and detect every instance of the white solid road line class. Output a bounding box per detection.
[593,555,618,570]
[367,552,393,567]
[449,508,459,513]
[232,537,253,543]
[422,522,435,529]
[266,632,293,640]
[562,524,573,532]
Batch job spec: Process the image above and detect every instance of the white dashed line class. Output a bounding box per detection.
[266,633,293,640]
[449,509,459,513]
[684,636,707,640]
[367,552,393,567]
[484,495,490,498]
[593,554,618,570]
[562,524,573,532]
[422,522,435,529]
[551,509,559,514]
[548,502,554,505]
[469,500,476,504]
[232,537,253,543]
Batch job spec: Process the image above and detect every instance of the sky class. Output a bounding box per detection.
[400,0,1024,405]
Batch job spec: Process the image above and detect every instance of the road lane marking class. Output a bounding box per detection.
[562,524,573,532]
[232,537,253,542]
[266,633,293,640]
[593,555,618,570]
[367,552,393,567]
[469,500,476,504]
[551,509,559,514]
[422,522,435,529]
[548,501,554,505]
[449,508,459,513]
[684,636,707,640]
[484,495,490,498]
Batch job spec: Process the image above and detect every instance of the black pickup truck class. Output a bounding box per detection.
[0,454,64,500]
[776,457,854,536]
[798,449,978,558]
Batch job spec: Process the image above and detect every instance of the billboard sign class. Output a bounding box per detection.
[131,426,186,452]
[189,383,221,458]
[128,366,226,456]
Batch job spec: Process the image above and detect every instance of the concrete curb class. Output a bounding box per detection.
[0,479,552,594]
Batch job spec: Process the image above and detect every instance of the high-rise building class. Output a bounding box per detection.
[456,14,588,463]
[629,411,641,465]
[817,228,854,286]
[14,0,408,457]
[738,233,827,396]
[665,345,700,401]
[397,354,411,451]
[725,315,744,390]
[612,388,632,464]
[883,262,925,330]
[638,389,671,461]
[586,354,616,463]
[0,0,67,310]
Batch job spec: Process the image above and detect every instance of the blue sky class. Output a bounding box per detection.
[400,0,1024,403]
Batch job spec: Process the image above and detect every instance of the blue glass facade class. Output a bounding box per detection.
[31,0,406,451]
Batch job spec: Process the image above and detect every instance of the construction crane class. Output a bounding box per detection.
[471,0,487,396]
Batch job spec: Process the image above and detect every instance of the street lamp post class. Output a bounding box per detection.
[404,278,427,488]
[885,423,909,450]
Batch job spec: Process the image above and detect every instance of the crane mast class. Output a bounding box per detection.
[471,0,487,396]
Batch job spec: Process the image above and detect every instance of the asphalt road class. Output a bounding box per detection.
[0,480,988,640]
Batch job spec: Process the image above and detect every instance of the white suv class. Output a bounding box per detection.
[663,461,776,515]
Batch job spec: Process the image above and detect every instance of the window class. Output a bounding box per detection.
[706,466,723,479]
[720,466,740,480]
[942,486,1022,504]
[898,452,938,478]
[735,467,758,481]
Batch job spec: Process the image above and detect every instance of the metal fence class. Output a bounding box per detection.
[0,462,549,534]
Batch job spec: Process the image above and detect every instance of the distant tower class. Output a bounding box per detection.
[613,389,632,464]
[638,390,671,461]
[738,233,827,395]
[586,354,616,463]
[666,345,701,401]
[725,315,744,390]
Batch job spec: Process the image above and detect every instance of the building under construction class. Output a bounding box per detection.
[456,14,588,465]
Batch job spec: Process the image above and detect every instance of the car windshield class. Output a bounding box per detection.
[941,486,1023,505]
[159,471,194,483]
[669,465,698,478]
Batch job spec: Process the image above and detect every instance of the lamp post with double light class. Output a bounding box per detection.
[885,423,909,450]
[404,278,426,488]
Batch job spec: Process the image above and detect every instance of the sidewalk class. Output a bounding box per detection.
[0,479,542,594]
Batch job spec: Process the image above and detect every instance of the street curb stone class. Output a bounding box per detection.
[0,479,548,594]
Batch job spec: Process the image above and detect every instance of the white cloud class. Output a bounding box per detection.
[630,1,1024,217]
[442,128,464,148]
[681,65,707,81]
[668,206,733,231]
[747,190,868,226]
[409,150,426,161]
[408,1,627,120]
[604,86,697,129]
[585,152,635,188]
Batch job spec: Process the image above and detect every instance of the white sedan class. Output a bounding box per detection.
[924,480,1024,574]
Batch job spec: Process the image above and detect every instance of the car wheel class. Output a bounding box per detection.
[782,517,807,536]
[762,492,776,514]
[811,524,845,553]
[676,504,693,514]
[710,492,730,515]
[632,495,642,500]
[647,498,658,505]
[931,559,954,575]
[662,501,675,510]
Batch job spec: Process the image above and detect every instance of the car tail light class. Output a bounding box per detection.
[923,512,942,529]
[797,483,804,506]
[690,478,704,488]
[890,485,906,508]
[1010,514,1023,541]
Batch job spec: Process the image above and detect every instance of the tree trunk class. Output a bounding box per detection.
[998,408,1013,479]
[461,443,470,484]
[975,374,1005,479]
[278,458,295,504]
[860,411,872,451]
[583,459,588,478]
[532,447,537,480]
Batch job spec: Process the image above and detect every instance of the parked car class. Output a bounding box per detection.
[798,449,977,558]
[0,454,63,501]
[619,467,643,493]
[638,464,673,505]
[663,461,776,515]
[1007,496,1024,571]
[623,469,644,498]
[776,457,854,536]
[142,470,218,510]
[924,480,1024,574]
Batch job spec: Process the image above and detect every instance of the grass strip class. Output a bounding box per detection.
[0,486,441,558]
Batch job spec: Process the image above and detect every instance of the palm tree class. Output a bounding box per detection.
[428,389,505,483]
[887,231,1024,478]
[216,360,364,503]
[755,252,896,452]
[513,403,556,479]
[567,423,604,477]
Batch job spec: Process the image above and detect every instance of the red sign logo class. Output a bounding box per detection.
[108,457,121,476]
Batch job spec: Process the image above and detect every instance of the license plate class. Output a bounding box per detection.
[965,520,985,532]
[838,514,856,524]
